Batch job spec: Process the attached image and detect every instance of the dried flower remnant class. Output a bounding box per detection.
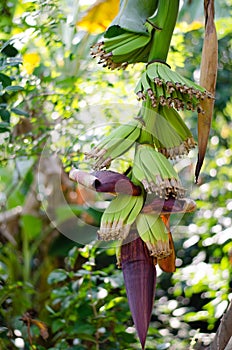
[195,0,218,182]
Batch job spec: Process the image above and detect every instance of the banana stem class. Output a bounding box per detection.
[147,0,179,62]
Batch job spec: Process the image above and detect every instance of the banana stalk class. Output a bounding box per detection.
[146,0,180,62]
[195,0,218,182]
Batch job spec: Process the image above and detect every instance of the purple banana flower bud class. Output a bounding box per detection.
[121,235,156,350]
[142,197,196,215]
[69,168,141,196]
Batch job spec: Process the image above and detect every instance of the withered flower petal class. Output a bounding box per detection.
[121,235,156,350]
[69,168,141,196]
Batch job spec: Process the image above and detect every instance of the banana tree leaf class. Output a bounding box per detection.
[105,0,158,37]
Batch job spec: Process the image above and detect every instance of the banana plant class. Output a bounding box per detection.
[70,0,217,348]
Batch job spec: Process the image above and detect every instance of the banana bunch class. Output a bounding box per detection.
[85,121,141,169]
[141,101,196,159]
[136,213,172,259]
[135,62,213,112]
[90,0,158,70]
[132,144,185,199]
[91,32,153,70]
[98,193,144,241]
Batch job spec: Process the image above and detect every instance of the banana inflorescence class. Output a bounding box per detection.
[74,0,213,347]
[135,62,214,112]
[98,193,144,241]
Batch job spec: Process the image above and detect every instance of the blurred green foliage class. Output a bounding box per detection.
[0,0,231,349]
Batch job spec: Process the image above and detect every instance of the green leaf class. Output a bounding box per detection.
[51,319,66,333]
[0,122,10,132]
[105,296,126,310]
[0,109,10,122]
[1,43,18,57]
[5,85,24,92]
[47,269,68,284]
[11,107,29,117]
[21,214,42,240]
[0,73,12,88]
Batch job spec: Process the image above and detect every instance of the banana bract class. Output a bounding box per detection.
[120,236,156,350]
[142,197,197,215]
[69,168,141,196]
[85,121,141,169]
[133,144,185,199]
[135,62,214,112]
[156,231,176,273]
[98,193,144,240]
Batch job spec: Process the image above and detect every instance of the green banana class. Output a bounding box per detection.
[98,193,144,240]
[94,127,141,169]
[137,126,154,145]
[86,122,141,168]
[133,144,185,198]
[136,214,171,258]
[104,33,136,52]
[111,35,151,56]
[141,71,151,93]
[139,99,196,159]
[137,61,213,111]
